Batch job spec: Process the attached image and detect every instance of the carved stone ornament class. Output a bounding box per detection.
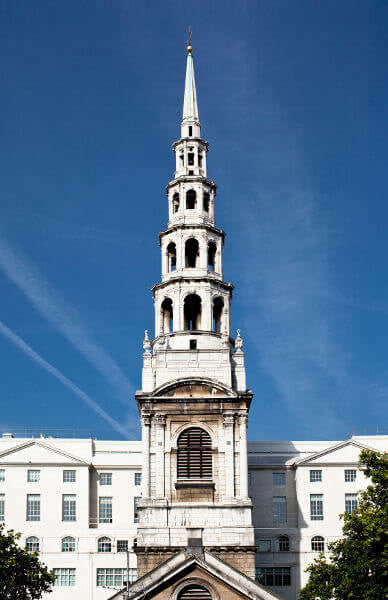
[143,330,152,354]
[141,414,151,426]
[238,414,248,426]
[154,414,166,426]
[235,329,244,350]
[223,414,235,426]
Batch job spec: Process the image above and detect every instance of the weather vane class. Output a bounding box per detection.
[186,28,193,53]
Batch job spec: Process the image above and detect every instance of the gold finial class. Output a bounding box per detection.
[186,27,193,53]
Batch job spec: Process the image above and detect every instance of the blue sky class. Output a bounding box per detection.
[0,1,387,441]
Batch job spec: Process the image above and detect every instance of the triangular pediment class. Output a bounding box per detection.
[295,439,378,466]
[0,440,90,465]
[108,551,282,600]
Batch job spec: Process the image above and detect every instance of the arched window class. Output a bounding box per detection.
[186,189,197,210]
[311,536,325,552]
[275,535,290,552]
[177,427,212,479]
[98,537,112,553]
[203,192,210,212]
[167,242,177,272]
[62,536,76,552]
[173,193,180,213]
[207,242,217,270]
[26,536,39,553]
[185,239,199,268]
[212,297,224,333]
[161,298,173,334]
[184,294,201,331]
[178,585,212,600]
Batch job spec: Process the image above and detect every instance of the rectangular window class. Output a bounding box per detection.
[0,470,5,482]
[53,568,76,587]
[62,494,76,521]
[248,472,252,486]
[100,472,112,486]
[0,494,4,521]
[257,539,271,552]
[117,540,128,552]
[63,470,76,482]
[134,472,142,486]
[256,567,291,586]
[96,568,137,587]
[188,152,194,166]
[345,469,357,482]
[188,126,193,137]
[273,472,286,487]
[310,494,324,520]
[99,497,112,523]
[310,470,322,482]
[27,470,40,483]
[345,493,358,514]
[273,496,287,526]
[26,494,40,521]
[134,497,141,523]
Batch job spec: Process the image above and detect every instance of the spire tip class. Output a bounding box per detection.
[186,27,193,53]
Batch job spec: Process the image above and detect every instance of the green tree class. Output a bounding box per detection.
[0,524,55,599]
[300,449,388,600]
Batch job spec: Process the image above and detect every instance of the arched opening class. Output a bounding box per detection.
[173,193,180,213]
[184,294,201,330]
[185,238,199,268]
[167,242,177,271]
[177,427,212,479]
[186,189,197,210]
[62,536,76,552]
[177,584,212,600]
[203,191,210,212]
[161,298,173,334]
[311,536,325,552]
[207,242,217,270]
[212,297,224,333]
[26,536,39,553]
[275,535,290,552]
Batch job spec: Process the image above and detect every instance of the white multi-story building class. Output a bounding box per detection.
[0,434,386,600]
[1,41,386,600]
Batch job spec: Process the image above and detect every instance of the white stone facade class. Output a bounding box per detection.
[0,434,386,599]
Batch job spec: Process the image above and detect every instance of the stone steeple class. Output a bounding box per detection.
[135,42,255,581]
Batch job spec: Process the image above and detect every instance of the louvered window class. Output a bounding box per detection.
[178,584,212,600]
[177,428,212,479]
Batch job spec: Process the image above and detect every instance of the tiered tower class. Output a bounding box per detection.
[135,42,255,580]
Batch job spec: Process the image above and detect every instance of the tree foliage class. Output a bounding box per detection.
[300,449,388,600]
[0,524,55,599]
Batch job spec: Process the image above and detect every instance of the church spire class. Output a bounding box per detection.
[181,38,201,139]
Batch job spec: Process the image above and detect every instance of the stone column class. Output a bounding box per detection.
[239,415,249,498]
[223,414,235,498]
[155,414,166,498]
[141,415,151,497]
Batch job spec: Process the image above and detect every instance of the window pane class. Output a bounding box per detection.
[311,536,325,551]
[273,496,287,526]
[62,495,76,521]
[134,473,142,486]
[62,537,76,552]
[96,568,137,587]
[255,567,291,587]
[26,494,40,521]
[345,493,358,513]
[100,473,112,486]
[26,536,39,552]
[310,470,322,482]
[98,537,112,552]
[345,469,357,482]
[276,536,290,552]
[53,568,76,586]
[0,494,4,521]
[0,470,5,482]
[117,540,128,552]
[257,539,271,552]
[27,470,40,482]
[63,470,76,482]
[273,473,285,487]
[134,497,141,523]
[310,494,323,520]
[99,497,112,523]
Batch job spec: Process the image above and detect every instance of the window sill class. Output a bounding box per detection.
[175,480,214,489]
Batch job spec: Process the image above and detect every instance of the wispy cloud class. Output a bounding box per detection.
[0,319,130,438]
[0,233,135,401]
